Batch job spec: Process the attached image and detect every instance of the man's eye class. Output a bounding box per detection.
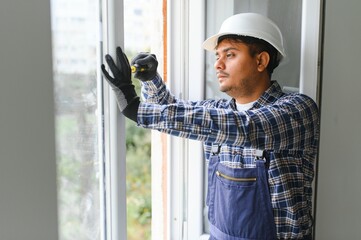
[226,53,234,58]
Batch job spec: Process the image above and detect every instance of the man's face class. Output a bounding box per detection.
[214,39,261,101]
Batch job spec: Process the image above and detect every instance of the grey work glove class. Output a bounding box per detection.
[131,53,158,81]
[101,46,139,122]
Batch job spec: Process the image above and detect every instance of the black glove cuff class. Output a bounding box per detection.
[122,97,140,123]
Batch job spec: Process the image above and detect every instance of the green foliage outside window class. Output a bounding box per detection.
[126,76,152,240]
[55,70,152,240]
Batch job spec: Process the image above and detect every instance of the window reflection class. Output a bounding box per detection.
[51,0,101,239]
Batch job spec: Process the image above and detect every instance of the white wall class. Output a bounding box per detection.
[0,0,59,239]
[315,0,361,239]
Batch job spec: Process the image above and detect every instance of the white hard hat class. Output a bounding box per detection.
[202,13,286,60]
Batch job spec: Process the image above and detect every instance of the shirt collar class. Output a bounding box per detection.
[253,81,284,109]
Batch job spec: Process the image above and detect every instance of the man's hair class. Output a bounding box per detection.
[217,34,281,77]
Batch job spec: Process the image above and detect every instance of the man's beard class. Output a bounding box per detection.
[219,79,253,99]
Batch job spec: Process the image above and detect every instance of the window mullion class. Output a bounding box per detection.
[186,0,206,239]
[101,0,127,239]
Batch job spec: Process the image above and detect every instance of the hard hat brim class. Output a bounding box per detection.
[202,32,271,52]
[203,32,286,58]
[202,32,232,52]
[202,13,286,60]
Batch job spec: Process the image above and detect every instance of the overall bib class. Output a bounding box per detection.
[207,147,277,240]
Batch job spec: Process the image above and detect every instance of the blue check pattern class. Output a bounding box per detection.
[137,74,320,239]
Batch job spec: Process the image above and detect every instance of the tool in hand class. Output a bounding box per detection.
[131,53,158,81]
[131,64,148,73]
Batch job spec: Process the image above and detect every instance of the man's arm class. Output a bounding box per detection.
[137,94,319,151]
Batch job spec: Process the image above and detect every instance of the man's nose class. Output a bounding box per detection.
[214,58,225,70]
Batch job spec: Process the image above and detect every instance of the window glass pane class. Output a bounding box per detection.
[124,0,156,239]
[51,0,102,239]
[204,0,303,234]
[52,0,160,239]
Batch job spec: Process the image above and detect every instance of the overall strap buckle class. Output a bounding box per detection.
[211,144,221,155]
[253,149,271,168]
[253,149,270,160]
[253,149,265,160]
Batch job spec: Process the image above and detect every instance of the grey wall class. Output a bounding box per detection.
[0,0,59,239]
[315,0,361,239]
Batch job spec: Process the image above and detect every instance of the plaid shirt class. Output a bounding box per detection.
[137,75,320,239]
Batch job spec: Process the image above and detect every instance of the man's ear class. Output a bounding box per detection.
[256,51,270,72]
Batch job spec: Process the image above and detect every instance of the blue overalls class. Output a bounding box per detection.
[207,146,277,240]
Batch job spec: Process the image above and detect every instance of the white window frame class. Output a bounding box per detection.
[167,0,206,239]
[167,0,322,239]
[101,0,128,239]
[300,0,323,103]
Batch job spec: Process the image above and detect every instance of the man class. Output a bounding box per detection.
[101,13,319,240]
